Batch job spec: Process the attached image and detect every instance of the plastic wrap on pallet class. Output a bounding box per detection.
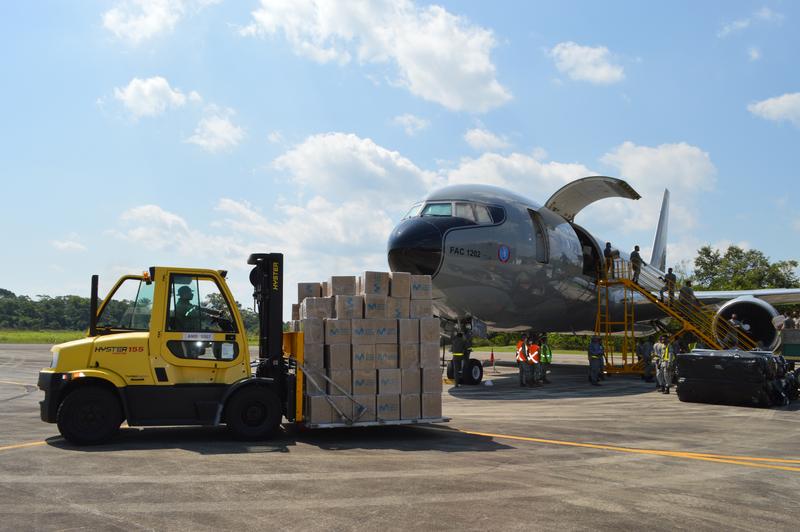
[300,297,334,319]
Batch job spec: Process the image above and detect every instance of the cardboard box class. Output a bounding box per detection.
[386,297,410,319]
[419,343,440,368]
[299,318,324,344]
[303,369,326,396]
[399,343,420,369]
[352,370,377,395]
[327,369,352,395]
[330,396,353,424]
[398,318,420,344]
[351,344,376,370]
[361,271,390,296]
[376,394,400,421]
[374,343,398,369]
[303,343,324,370]
[401,394,420,419]
[300,297,334,319]
[324,344,350,370]
[351,318,376,344]
[410,299,434,319]
[326,276,357,296]
[421,368,443,393]
[410,274,432,299]
[335,295,364,319]
[298,282,322,303]
[322,281,328,296]
[389,272,411,299]
[401,368,421,394]
[324,319,352,345]
[363,295,387,319]
[373,319,398,343]
[306,395,332,424]
[419,318,439,343]
[378,368,402,394]
[291,303,300,320]
[352,395,376,422]
[421,393,442,418]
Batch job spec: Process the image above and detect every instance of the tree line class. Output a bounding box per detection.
[1,246,797,346]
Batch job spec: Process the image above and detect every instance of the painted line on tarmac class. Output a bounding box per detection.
[457,429,800,472]
[0,441,46,452]
[0,380,31,387]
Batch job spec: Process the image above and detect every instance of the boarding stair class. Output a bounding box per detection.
[595,259,757,374]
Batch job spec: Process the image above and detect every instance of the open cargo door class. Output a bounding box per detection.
[544,176,641,222]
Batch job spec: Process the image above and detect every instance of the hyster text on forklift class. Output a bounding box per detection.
[37,253,447,445]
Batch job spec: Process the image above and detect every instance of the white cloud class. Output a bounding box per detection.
[445,151,594,191]
[241,0,511,112]
[747,93,800,127]
[717,7,784,38]
[267,131,284,144]
[186,107,246,153]
[549,41,624,85]
[463,128,510,151]
[103,0,221,44]
[113,76,190,119]
[392,114,430,136]
[273,132,437,207]
[51,239,87,252]
[748,47,761,61]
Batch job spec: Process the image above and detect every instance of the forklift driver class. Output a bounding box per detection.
[174,285,200,331]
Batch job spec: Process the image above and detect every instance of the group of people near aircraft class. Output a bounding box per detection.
[515,333,553,387]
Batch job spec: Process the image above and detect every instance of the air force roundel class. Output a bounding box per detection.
[498,244,510,263]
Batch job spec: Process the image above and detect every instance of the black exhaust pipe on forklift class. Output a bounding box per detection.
[89,274,99,337]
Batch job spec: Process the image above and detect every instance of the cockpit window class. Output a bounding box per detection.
[454,202,475,222]
[421,203,452,217]
[474,205,492,224]
[488,206,505,223]
[402,203,423,219]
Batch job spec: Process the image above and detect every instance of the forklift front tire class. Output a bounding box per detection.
[225,386,282,441]
[56,386,122,445]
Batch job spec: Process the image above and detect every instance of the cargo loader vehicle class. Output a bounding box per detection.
[38,253,446,445]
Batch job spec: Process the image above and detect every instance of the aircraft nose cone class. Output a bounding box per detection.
[387,218,443,276]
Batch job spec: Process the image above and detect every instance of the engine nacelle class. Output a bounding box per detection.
[713,296,779,351]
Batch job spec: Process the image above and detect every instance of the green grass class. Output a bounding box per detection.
[0,330,86,344]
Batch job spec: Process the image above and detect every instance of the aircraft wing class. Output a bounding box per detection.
[695,288,800,306]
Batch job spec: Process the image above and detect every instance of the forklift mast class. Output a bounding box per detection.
[248,253,285,381]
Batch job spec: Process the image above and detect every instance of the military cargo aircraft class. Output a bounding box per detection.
[387,176,800,382]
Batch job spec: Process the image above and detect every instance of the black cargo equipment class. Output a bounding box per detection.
[676,349,798,407]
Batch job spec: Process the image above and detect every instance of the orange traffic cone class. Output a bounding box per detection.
[490,348,499,374]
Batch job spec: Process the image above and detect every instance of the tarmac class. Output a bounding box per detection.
[2,343,799,531]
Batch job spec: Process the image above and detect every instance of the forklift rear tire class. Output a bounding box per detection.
[446,360,454,379]
[225,386,282,440]
[462,359,483,385]
[56,386,122,445]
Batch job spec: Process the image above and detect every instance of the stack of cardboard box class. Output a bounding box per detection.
[291,271,442,424]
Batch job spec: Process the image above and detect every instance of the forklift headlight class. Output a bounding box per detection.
[50,351,59,368]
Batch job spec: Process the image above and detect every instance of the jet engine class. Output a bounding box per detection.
[713,296,779,351]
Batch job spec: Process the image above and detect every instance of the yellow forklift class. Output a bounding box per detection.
[39,254,297,444]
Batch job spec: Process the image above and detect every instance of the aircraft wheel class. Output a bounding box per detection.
[446,360,454,379]
[226,386,282,440]
[57,386,122,445]
[462,359,483,385]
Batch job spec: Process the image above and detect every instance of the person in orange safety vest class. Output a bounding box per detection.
[516,333,529,387]
[527,337,542,386]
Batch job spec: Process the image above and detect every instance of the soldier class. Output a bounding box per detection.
[540,333,553,383]
[630,245,646,284]
[637,337,654,382]
[659,268,677,303]
[588,336,604,386]
[451,332,467,387]
[653,335,667,392]
[527,336,542,386]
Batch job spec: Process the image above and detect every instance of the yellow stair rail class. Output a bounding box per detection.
[595,259,757,373]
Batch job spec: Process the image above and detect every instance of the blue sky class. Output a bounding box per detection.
[1,1,798,313]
